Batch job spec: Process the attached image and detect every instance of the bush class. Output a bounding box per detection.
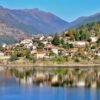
[51,56,65,63]
[74,58,80,62]
[10,54,18,61]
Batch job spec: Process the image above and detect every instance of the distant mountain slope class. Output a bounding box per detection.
[0,6,69,34]
[68,13,100,29]
[0,23,27,44]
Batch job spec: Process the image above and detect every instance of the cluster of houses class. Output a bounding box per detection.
[18,34,100,59]
[0,33,100,63]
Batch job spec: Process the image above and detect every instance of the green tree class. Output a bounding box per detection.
[63,42,73,49]
[10,54,18,61]
[52,34,60,46]
[73,32,79,41]
[37,42,44,49]
[97,37,100,46]
[60,38,65,47]
[23,49,30,58]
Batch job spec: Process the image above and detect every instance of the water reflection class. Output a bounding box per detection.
[0,70,100,100]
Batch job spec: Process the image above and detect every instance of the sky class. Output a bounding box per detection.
[0,0,100,22]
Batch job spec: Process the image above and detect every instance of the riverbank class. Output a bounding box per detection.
[0,63,100,70]
[1,59,100,68]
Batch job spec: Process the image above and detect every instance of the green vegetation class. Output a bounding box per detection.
[10,54,18,61]
[73,30,89,41]
[52,34,60,46]
[13,46,30,58]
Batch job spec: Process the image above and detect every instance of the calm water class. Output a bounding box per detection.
[0,72,100,100]
[0,84,100,100]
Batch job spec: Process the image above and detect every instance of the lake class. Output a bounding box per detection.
[0,82,100,100]
[0,70,100,100]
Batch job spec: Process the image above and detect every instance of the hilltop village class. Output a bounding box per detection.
[0,22,100,65]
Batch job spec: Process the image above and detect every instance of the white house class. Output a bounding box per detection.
[32,45,37,50]
[90,36,98,43]
[33,50,47,59]
[26,43,33,48]
[21,39,32,45]
[0,51,4,56]
[42,40,48,45]
[74,41,88,47]
[2,43,7,48]
[47,36,53,41]
[39,36,45,41]
[20,39,33,48]
[44,44,63,55]
[96,48,100,56]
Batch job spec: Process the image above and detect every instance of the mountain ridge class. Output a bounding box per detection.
[0,6,69,34]
[0,6,100,44]
[67,12,100,29]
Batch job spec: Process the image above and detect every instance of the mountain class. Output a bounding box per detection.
[0,23,27,44]
[0,6,69,35]
[0,6,100,44]
[67,13,100,29]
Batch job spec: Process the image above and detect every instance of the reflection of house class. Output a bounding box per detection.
[27,77,33,84]
[76,80,85,87]
[51,75,59,85]
[91,81,97,88]
[35,72,46,81]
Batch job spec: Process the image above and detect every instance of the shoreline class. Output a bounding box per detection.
[0,63,100,69]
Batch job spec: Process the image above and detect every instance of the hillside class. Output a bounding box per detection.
[0,23,27,44]
[67,13,100,29]
[65,22,100,40]
[0,6,69,34]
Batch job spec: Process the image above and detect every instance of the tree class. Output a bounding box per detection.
[13,47,30,58]
[73,30,89,41]
[52,34,60,46]
[23,49,30,58]
[97,37,100,46]
[73,32,79,41]
[10,54,18,61]
[60,38,65,47]
[37,42,44,49]
[63,42,73,49]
